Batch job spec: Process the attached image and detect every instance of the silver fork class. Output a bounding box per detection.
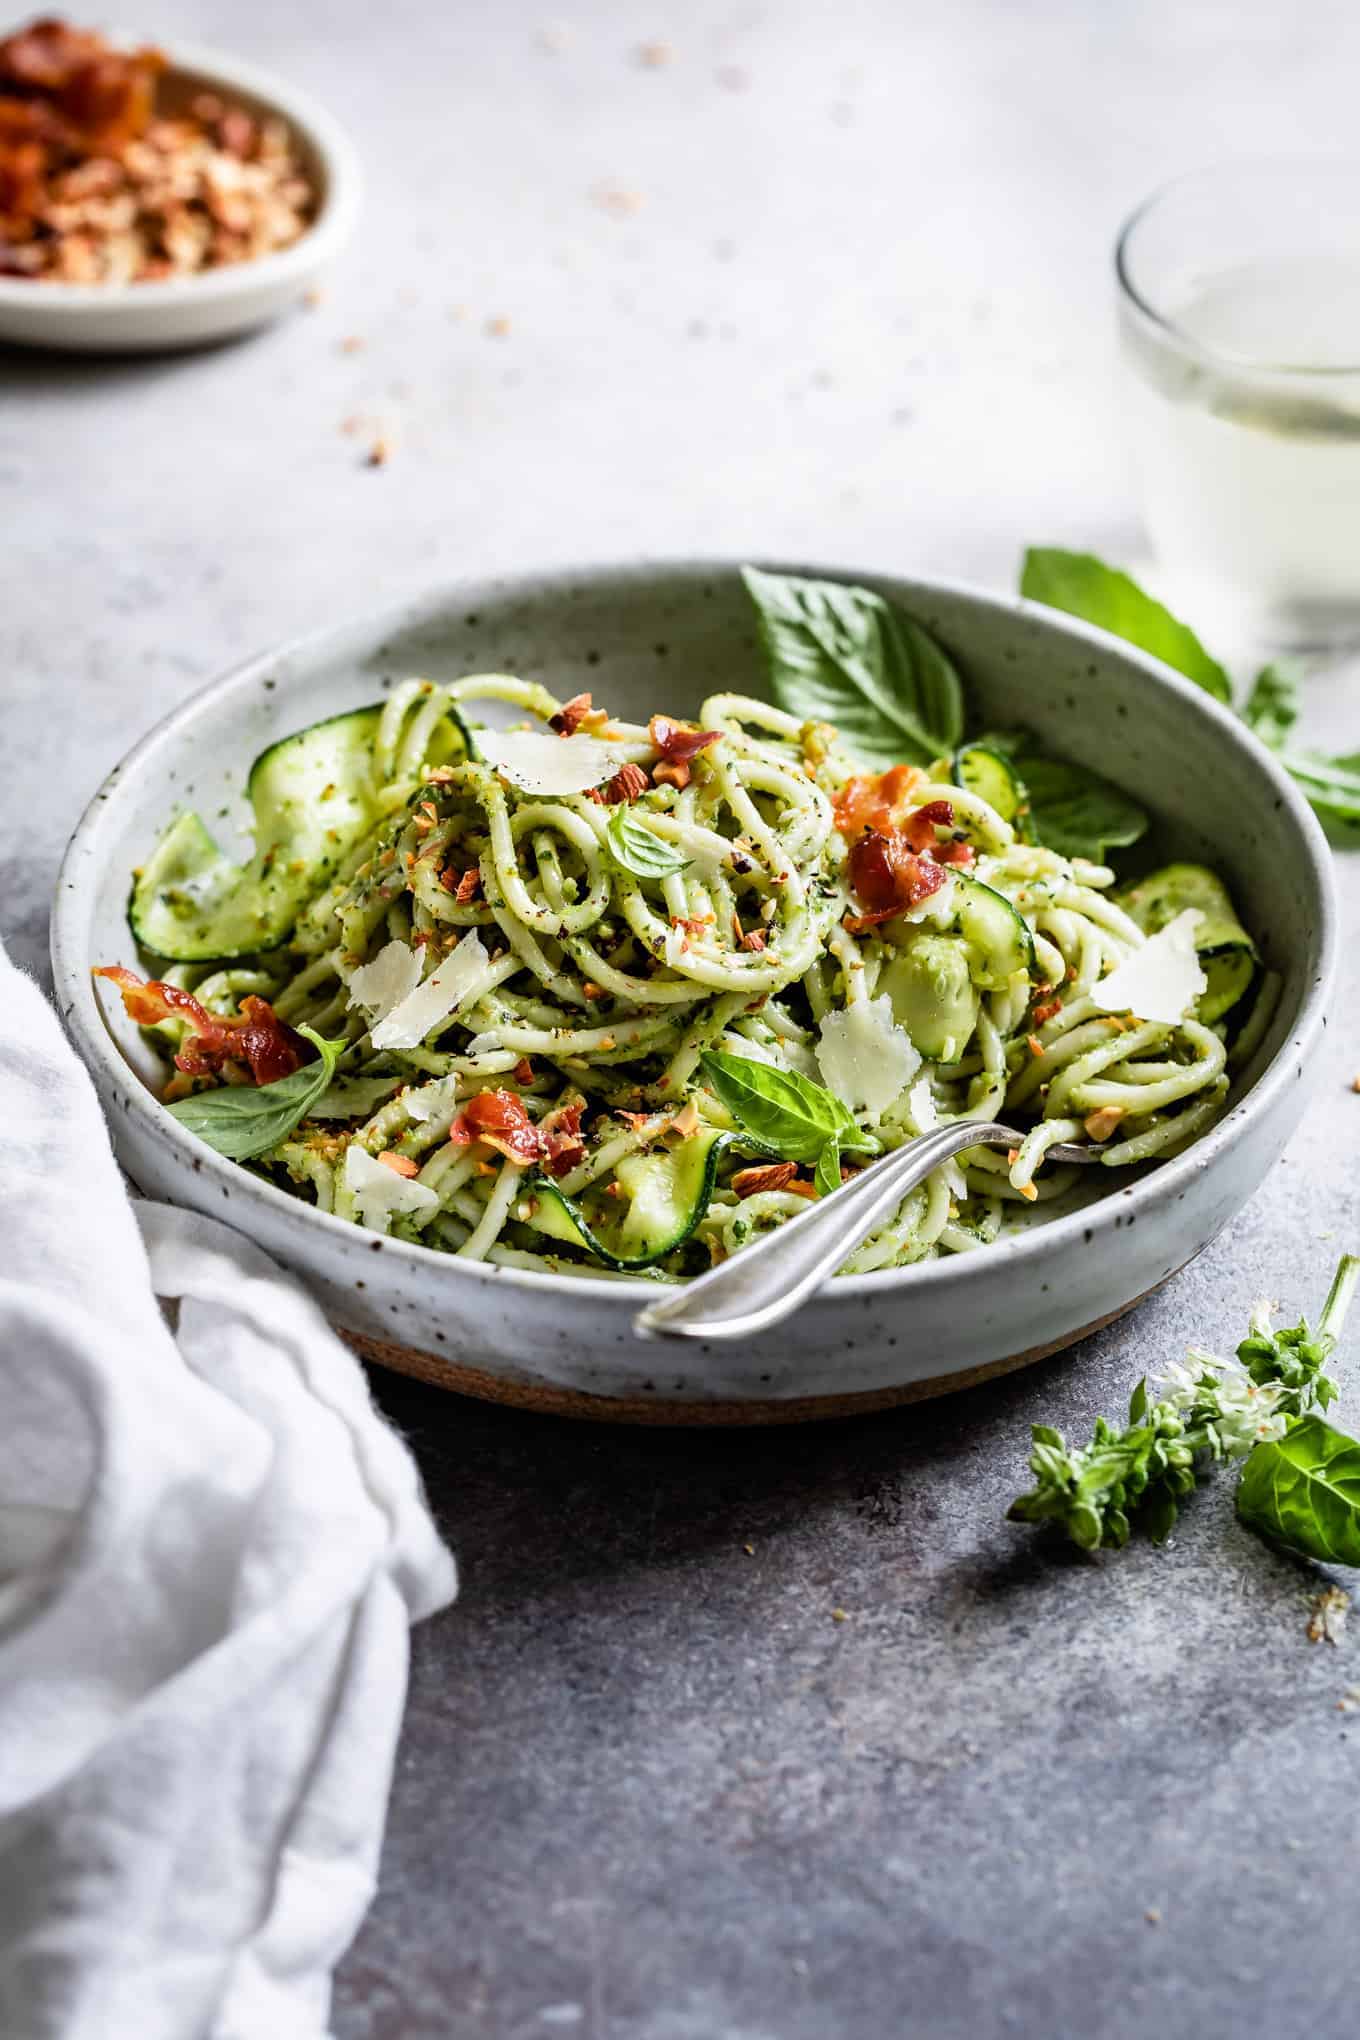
[632,1121,1106,1344]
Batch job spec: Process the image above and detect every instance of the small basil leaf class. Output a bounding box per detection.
[1020,549,1233,703]
[1236,1414,1360,1566]
[700,1048,864,1165]
[814,1136,842,1199]
[1241,664,1299,749]
[605,806,691,879]
[167,1025,346,1161]
[741,565,964,766]
[1128,1378,1148,1424]
[1012,753,1148,861]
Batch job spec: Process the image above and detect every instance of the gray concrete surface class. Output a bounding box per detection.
[4,2,1360,2034]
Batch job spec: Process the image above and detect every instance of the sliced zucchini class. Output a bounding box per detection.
[877,934,979,1063]
[953,744,1026,824]
[952,872,1036,989]
[527,1128,730,1270]
[130,701,471,964]
[1117,863,1259,1024]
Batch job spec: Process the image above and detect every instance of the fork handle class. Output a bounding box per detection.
[633,1121,1022,1343]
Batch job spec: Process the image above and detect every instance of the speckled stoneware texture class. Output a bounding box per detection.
[52,562,1335,1418]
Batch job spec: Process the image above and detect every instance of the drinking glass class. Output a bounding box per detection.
[1117,161,1360,649]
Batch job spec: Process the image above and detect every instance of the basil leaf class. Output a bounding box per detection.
[1012,753,1148,861]
[1020,549,1233,703]
[1242,664,1299,749]
[741,566,964,766]
[605,807,691,879]
[814,1135,842,1199]
[700,1049,874,1165]
[167,1026,346,1160]
[972,727,1147,861]
[1237,1414,1360,1566]
[1280,750,1360,827]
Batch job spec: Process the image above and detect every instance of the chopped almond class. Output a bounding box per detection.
[1084,1106,1126,1143]
[376,1151,418,1178]
[549,691,594,736]
[732,1161,799,1198]
[1017,1181,1039,1202]
[602,761,650,804]
[667,1100,701,1140]
[1032,996,1062,1026]
[739,927,767,952]
[582,980,605,1001]
[1026,1033,1045,1058]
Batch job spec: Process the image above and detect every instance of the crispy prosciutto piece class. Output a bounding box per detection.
[648,714,720,791]
[902,798,955,851]
[447,1090,587,1172]
[831,764,925,841]
[94,966,304,1085]
[843,830,949,931]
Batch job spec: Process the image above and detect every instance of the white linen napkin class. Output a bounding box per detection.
[0,941,458,2040]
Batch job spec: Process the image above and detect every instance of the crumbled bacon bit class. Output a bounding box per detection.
[513,1056,536,1085]
[539,1100,586,1176]
[94,966,304,1086]
[832,764,925,840]
[932,839,975,868]
[648,714,720,791]
[844,830,948,928]
[1083,1106,1125,1143]
[1032,996,1063,1026]
[601,760,649,804]
[902,799,955,851]
[376,1151,419,1178]
[450,1088,544,1165]
[549,691,594,736]
[733,1161,799,1198]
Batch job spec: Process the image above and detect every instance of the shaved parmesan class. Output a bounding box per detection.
[347,939,422,1023]
[475,728,624,795]
[403,1074,463,1124]
[344,1145,439,1231]
[370,931,492,1051]
[817,995,921,1118]
[1093,909,1205,1025]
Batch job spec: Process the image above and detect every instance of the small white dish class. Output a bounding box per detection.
[0,39,360,353]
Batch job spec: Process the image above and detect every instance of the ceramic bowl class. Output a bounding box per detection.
[0,41,360,353]
[52,562,1335,1422]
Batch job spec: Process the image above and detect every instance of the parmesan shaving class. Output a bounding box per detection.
[1093,909,1205,1025]
[344,1145,439,1230]
[816,995,921,1117]
[347,938,421,1024]
[475,728,624,795]
[370,931,492,1051]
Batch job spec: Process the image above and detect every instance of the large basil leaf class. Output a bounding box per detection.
[167,1026,347,1161]
[1236,1414,1360,1566]
[700,1049,876,1166]
[605,807,691,879]
[1020,549,1233,703]
[741,566,964,766]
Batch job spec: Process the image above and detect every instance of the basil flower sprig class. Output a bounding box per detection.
[1008,1255,1360,1554]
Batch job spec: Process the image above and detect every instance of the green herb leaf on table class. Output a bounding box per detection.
[699,1050,876,1193]
[1008,1254,1360,1554]
[741,566,964,767]
[1278,751,1360,829]
[1019,548,1233,702]
[1236,1415,1360,1567]
[605,807,691,880]
[167,1026,347,1161]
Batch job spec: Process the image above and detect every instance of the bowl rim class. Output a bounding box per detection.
[0,37,361,311]
[52,556,1338,1309]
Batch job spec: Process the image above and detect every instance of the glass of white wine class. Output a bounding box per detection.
[1117,161,1360,649]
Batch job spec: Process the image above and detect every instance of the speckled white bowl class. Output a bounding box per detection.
[52,563,1335,1421]
[0,40,360,353]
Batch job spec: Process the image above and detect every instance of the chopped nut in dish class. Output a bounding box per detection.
[0,16,316,284]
